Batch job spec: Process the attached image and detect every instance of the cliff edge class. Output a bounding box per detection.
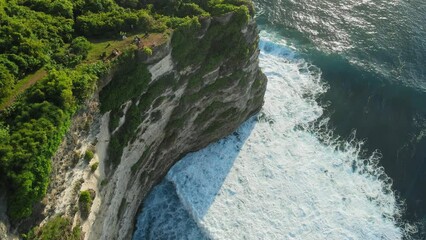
[32,9,266,240]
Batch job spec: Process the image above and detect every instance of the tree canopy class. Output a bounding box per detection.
[0,0,253,223]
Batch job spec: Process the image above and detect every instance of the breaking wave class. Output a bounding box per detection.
[133,33,415,239]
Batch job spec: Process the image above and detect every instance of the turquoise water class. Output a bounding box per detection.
[134,1,426,239]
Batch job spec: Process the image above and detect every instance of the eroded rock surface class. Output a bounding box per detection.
[25,14,266,240]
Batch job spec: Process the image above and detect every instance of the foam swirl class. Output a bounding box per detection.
[133,35,412,239]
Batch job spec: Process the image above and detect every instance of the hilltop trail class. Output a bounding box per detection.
[0,33,167,112]
[0,69,47,111]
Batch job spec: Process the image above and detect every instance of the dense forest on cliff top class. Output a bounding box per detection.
[0,0,252,223]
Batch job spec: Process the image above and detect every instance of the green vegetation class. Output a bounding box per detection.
[0,66,102,221]
[75,7,166,37]
[195,101,226,125]
[142,46,153,56]
[106,100,145,165]
[79,190,93,219]
[99,52,151,113]
[170,4,252,70]
[0,0,254,225]
[24,216,81,240]
[84,32,168,63]
[72,178,84,197]
[103,72,175,166]
[84,149,94,162]
[0,69,48,110]
[91,162,99,172]
[109,108,122,132]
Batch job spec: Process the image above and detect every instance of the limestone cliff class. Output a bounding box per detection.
[33,11,266,240]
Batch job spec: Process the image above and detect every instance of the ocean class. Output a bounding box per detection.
[133,1,426,239]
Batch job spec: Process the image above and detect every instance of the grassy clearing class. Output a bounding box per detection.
[85,32,169,63]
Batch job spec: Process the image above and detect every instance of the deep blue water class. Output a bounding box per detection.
[255,0,426,235]
[134,1,426,238]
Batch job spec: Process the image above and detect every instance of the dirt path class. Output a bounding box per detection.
[0,32,169,112]
[0,69,47,110]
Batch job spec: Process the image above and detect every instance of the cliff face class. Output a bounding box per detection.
[27,12,266,240]
[91,17,265,240]
[90,15,266,239]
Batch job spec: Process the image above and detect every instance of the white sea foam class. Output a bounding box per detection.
[133,34,408,240]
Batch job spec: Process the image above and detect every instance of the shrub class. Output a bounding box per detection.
[176,3,209,17]
[142,46,153,56]
[75,9,158,37]
[69,37,92,59]
[99,54,151,113]
[90,162,99,172]
[84,149,94,162]
[0,65,15,100]
[24,216,81,240]
[79,190,93,219]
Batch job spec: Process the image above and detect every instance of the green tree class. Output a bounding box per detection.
[72,0,115,15]
[115,0,140,8]
[0,123,12,186]
[69,37,91,59]
[0,65,15,99]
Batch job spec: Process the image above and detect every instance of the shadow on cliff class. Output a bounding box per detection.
[165,116,258,220]
[133,116,258,239]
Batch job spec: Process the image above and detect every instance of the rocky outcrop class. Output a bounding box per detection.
[87,15,266,239]
[0,193,17,240]
[19,11,267,240]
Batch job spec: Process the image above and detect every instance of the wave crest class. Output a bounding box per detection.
[133,35,415,239]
